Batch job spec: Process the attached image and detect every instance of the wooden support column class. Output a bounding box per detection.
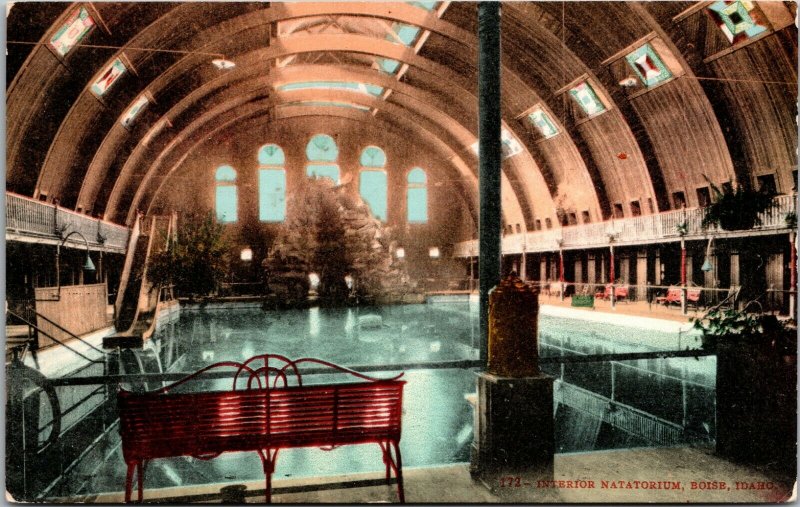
[636,249,647,302]
[540,257,547,282]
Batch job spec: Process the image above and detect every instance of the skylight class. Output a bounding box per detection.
[377,22,423,75]
[409,1,437,11]
[527,106,560,139]
[211,59,236,70]
[707,1,767,45]
[569,81,606,117]
[121,95,149,128]
[285,101,371,112]
[278,81,384,97]
[50,7,95,56]
[625,44,672,87]
[471,129,524,159]
[91,58,126,97]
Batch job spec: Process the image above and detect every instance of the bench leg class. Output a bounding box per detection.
[391,441,405,503]
[378,442,391,483]
[259,448,279,503]
[125,463,136,503]
[137,461,145,503]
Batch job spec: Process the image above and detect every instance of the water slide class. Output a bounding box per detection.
[106,215,175,348]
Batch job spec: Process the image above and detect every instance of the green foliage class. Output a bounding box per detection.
[676,221,688,236]
[265,178,408,303]
[692,306,797,354]
[701,180,775,231]
[785,211,797,230]
[147,213,231,297]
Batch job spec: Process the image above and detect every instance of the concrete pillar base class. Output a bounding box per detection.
[470,372,554,492]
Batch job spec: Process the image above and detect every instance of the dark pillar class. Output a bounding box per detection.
[478,1,502,365]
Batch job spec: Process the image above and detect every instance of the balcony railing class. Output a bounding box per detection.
[6,192,130,253]
[455,194,796,256]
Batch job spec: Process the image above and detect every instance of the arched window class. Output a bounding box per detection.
[215,165,237,223]
[258,144,286,222]
[359,147,388,222]
[306,134,339,184]
[407,168,427,223]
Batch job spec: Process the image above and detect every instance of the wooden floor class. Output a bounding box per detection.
[68,446,794,504]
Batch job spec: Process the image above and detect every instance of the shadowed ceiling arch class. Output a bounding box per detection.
[6,1,797,236]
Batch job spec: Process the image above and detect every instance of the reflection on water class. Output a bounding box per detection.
[146,302,714,454]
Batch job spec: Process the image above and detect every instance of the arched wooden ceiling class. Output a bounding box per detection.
[7,1,797,232]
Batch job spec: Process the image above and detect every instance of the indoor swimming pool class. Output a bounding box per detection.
[52,300,717,498]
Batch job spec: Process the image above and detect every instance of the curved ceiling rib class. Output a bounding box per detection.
[7,2,797,235]
[113,86,528,228]
[22,3,598,231]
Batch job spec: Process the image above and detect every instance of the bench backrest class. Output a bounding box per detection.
[665,287,682,301]
[118,355,405,462]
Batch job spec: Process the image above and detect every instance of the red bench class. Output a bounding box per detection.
[118,354,406,503]
[594,284,629,302]
[656,287,701,307]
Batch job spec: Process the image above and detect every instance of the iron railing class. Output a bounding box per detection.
[6,192,130,253]
[455,194,797,256]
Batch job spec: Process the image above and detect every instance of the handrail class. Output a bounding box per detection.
[455,193,797,256]
[6,192,129,252]
[46,349,715,387]
[6,310,104,364]
[31,309,106,354]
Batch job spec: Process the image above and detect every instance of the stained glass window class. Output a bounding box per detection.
[707,1,767,45]
[259,145,286,222]
[91,58,126,97]
[258,144,285,166]
[306,135,340,183]
[121,95,149,128]
[50,7,95,56]
[259,170,286,222]
[407,168,427,223]
[215,165,237,223]
[569,81,606,117]
[360,146,387,168]
[625,44,672,87]
[306,134,339,161]
[528,106,559,139]
[360,170,388,221]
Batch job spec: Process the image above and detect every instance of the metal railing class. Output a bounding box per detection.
[527,280,742,315]
[554,381,686,446]
[7,346,718,500]
[455,194,796,256]
[6,192,130,253]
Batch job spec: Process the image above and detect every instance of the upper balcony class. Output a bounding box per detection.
[6,192,130,254]
[455,194,797,256]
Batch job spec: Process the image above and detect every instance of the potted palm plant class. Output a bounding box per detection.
[701,181,775,231]
[692,305,796,477]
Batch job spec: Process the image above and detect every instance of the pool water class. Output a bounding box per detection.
[76,301,716,497]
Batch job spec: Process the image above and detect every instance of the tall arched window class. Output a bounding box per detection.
[258,144,286,222]
[359,146,387,222]
[215,165,237,223]
[407,167,427,223]
[306,134,339,184]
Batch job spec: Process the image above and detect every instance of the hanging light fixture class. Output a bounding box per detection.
[701,237,714,272]
[83,252,96,272]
